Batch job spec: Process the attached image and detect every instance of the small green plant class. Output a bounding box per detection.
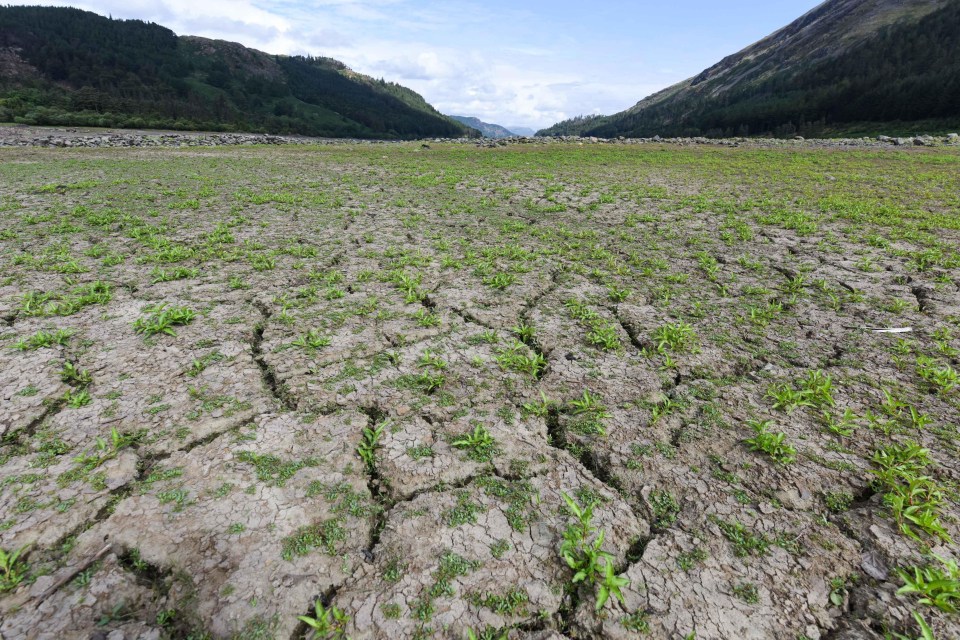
[653,321,696,352]
[60,361,92,386]
[916,356,957,394]
[829,576,848,607]
[0,544,30,592]
[823,490,854,513]
[72,427,141,471]
[743,419,795,464]
[890,611,938,640]
[414,308,441,327]
[250,254,276,271]
[597,559,630,611]
[496,341,546,378]
[483,272,516,290]
[769,384,813,412]
[382,556,407,584]
[512,321,535,344]
[466,627,509,640]
[586,322,621,351]
[465,587,529,615]
[568,390,611,437]
[713,517,770,557]
[452,425,498,462]
[391,270,423,303]
[607,285,631,302]
[823,408,857,437]
[802,370,835,406]
[297,600,349,639]
[871,443,951,543]
[676,547,708,571]
[732,582,759,604]
[559,492,628,611]
[13,328,73,350]
[897,556,960,613]
[783,274,806,295]
[292,329,332,350]
[649,489,680,528]
[409,371,445,393]
[621,610,650,632]
[151,267,199,283]
[357,422,385,470]
[569,390,608,416]
[522,391,554,417]
[418,351,447,370]
[65,388,92,408]
[324,286,346,300]
[406,445,433,460]
[133,304,196,337]
[768,370,834,412]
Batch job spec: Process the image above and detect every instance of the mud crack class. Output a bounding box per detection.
[252,300,297,411]
[520,268,564,318]
[614,308,651,353]
[447,305,498,331]
[911,285,931,313]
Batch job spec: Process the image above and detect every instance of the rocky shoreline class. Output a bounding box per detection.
[1,123,957,149]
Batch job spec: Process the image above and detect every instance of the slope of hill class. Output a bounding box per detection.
[449,115,515,138]
[0,6,474,139]
[539,0,960,138]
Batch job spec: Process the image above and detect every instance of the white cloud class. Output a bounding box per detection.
[22,0,675,129]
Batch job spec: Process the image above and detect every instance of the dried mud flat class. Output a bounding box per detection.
[0,141,958,640]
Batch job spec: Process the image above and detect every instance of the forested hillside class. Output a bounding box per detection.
[539,0,960,138]
[0,6,473,138]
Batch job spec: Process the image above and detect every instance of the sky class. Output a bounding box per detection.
[25,0,825,130]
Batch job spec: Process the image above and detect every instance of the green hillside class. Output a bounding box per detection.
[0,6,474,139]
[539,0,960,138]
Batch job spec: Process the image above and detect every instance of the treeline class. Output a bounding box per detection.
[548,2,960,138]
[0,6,472,138]
[536,114,610,137]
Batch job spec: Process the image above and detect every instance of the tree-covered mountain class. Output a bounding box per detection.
[538,0,960,138]
[0,6,475,138]
[449,115,517,138]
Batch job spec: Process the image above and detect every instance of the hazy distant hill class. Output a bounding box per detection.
[538,0,960,138]
[506,126,535,136]
[449,115,520,138]
[0,6,475,138]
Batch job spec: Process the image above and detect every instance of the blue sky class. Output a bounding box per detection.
[30,0,824,129]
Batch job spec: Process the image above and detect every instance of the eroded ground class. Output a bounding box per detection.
[0,142,958,640]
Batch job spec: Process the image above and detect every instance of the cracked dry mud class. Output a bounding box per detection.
[0,141,958,640]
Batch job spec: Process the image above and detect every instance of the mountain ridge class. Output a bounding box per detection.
[449,115,519,138]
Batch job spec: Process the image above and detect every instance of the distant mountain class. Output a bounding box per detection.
[449,115,517,138]
[506,126,536,137]
[0,6,475,139]
[539,0,960,138]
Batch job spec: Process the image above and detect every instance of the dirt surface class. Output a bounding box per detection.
[0,140,958,640]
